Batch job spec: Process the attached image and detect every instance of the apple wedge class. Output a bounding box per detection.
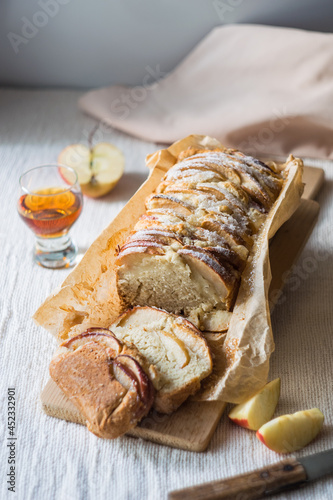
[256,408,324,453]
[58,142,124,198]
[228,378,281,430]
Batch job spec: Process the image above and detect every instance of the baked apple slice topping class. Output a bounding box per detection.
[183,151,276,209]
[180,156,242,185]
[128,230,183,246]
[189,183,227,201]
[116,244,166,264]
[116,354,155,407]
[204,245,246,272]
[146,194,194,216]
[120,240,166,252]
[200,218,251,250]
[178,247,239,305]
[62,328,122,356]
[164,164,225,184]
[159,331,190,369]
[111,359,138,392]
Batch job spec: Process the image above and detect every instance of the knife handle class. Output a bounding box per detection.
[168,458,307,500]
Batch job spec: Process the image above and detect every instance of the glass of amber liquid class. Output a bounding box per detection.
[18,165,83,268]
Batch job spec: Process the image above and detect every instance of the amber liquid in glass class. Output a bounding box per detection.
[17,187,82,238]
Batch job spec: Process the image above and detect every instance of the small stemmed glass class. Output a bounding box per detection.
[17,164,83,268]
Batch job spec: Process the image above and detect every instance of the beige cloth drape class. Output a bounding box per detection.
[79,24,333,159]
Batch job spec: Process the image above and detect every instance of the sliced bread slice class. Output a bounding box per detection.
[49,329,156,439]
[110,306,212,413]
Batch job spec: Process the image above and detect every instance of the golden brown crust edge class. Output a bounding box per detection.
[154,378,201,414]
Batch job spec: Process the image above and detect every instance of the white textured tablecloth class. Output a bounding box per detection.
[0,88,332,500]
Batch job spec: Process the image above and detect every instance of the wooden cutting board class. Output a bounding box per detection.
[41,164,324,452]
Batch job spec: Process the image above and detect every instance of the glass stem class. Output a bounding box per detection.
[36,234,72,253]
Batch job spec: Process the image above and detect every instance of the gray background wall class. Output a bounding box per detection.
[1,0,333,89]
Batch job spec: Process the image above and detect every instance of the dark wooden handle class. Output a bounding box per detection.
[168,459,307,500]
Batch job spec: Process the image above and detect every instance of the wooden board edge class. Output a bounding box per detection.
[128,402,227,452]
[41,378,227,452]
[302,166,325,200]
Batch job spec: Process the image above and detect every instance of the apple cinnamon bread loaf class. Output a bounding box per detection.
[33,135,303,416]
[116,148,284,332]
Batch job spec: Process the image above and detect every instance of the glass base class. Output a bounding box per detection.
[35,235,78,269]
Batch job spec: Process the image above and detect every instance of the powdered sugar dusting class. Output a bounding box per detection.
[118,148,283,317]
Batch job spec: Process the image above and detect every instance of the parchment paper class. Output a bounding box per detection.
[33,135,303,403]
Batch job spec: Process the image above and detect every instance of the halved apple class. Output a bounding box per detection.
[256,408,324,453]
[228,378,281,430]
[58,142,124,198]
